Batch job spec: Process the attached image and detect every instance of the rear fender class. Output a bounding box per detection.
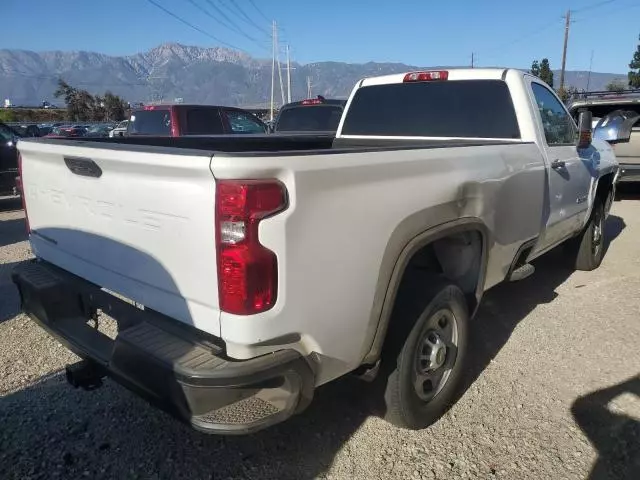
[360,218,490,365]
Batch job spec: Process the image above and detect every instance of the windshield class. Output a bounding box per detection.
[275,105,344,132]
[127,110,171,135]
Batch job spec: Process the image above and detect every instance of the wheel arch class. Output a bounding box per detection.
[360,217,491,365]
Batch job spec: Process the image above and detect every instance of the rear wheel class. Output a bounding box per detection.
[568,200,605,271]
[381,276,468,429]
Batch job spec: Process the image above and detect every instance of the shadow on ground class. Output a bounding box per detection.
[0,196,22,213]
[457,214,625,402]
[0,261,29,323]
[572,375,640,480]
[0,215,627,479]
[616,183,640,200]
[0,216,27,248]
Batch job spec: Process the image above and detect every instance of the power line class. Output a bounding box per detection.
[476,1,627,65]
[573,0,618,14]
[202,0,261,42]
[573,0,640,22]
[185,0,269,50]
[145,0,245,51]
[478,19,562,61]
[219,0,271,37]
[248,0,270,23]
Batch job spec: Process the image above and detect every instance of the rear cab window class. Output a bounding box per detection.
[128,109,171,135]
[340,80,520,138]
[275,104,344,132]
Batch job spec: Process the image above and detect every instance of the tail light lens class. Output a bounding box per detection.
[215,180,287,315]
[17,153,30,234]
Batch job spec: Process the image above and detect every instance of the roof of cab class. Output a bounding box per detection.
[359,68,514,87]
[280,98,347,109]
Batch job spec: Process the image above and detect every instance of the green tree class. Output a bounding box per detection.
[606,80,626,93]
[629,34,640,88]
[530,60,540,77]
[102,91,127,121]
[539,58,554,88]
[557,85,579,103]
[53,79,127,121]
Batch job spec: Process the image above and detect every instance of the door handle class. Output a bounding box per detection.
[551,159,566,169]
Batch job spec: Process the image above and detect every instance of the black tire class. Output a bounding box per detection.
[568,200,605,271]
[381,275,469,429]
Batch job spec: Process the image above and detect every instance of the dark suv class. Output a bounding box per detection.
[273,97,347,133]
[126,105,268,136]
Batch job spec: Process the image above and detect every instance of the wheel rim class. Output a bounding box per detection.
[592,208,604,258]
[413,309,458,402]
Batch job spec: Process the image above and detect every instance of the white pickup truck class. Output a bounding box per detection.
[14,69,624,435]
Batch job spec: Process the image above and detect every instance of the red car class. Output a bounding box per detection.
[126,105,268,136]
[45,126,86,138]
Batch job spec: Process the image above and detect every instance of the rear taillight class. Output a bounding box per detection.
[17,153,30,234]
[215,180,287,315]
[301,99,323,105]
[403,71,449,82]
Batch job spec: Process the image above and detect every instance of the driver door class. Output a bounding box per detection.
[528,81,593,250]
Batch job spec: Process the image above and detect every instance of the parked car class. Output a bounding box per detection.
[109,120,129,137]
[85,125,113,138]
[126,104,268,136]
[45,126,86,138]
[568,90,640,182]
[15,68,626,435]
[38,126,54,136]
[0,121,21,195]
[21,125,41,137]
[273,96,346,133]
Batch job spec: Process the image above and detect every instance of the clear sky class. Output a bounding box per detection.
[2,0,639,73]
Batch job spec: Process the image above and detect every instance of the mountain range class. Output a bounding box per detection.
[0,43,629,107]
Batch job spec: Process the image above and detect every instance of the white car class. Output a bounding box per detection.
[108,120,129,137]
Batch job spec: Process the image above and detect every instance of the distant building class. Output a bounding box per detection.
[4,99,11,108]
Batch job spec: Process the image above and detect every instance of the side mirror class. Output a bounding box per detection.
[593,110,640,145]
[576,110,592,149]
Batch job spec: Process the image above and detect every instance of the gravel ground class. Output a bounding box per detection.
[1,194,639,480]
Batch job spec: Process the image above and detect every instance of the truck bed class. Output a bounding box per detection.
[30,134,528,155]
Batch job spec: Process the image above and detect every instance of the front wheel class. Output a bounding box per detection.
[381,277,468,429]
[568,200,605,271]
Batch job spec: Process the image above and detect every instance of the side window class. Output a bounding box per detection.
[184,108,224,135]
[225,110,266,134]
[531,83,577,145]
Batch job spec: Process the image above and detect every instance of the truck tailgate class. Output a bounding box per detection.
[18,140,221,336]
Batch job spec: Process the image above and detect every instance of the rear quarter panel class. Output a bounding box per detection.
[211,143,546,384]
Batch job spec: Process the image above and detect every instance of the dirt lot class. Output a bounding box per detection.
[1,195,639,480]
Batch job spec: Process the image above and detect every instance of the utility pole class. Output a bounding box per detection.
[270,20,276,122]
[271,22,285,107]
[306,76,312,98]
[586,50,594,91]
[559,9,571,92]
[286,44,292,104]
[471,52,475,68]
